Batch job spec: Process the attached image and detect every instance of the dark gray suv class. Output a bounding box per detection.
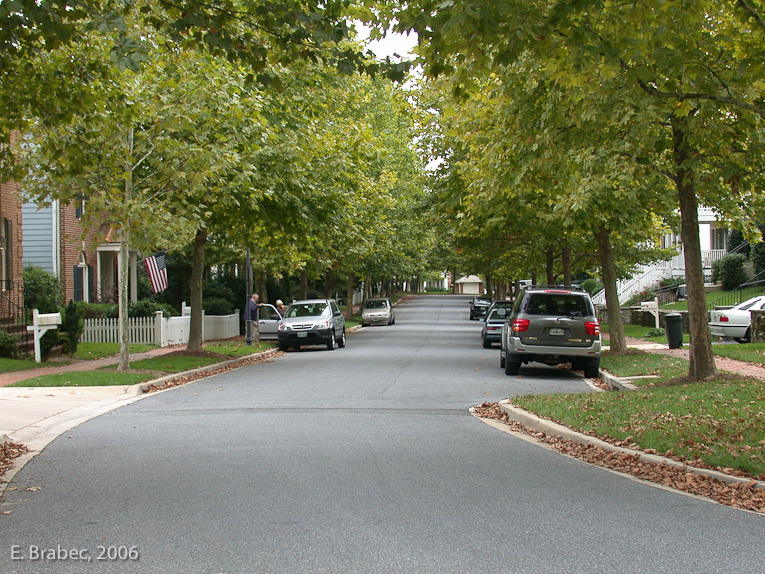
[500,287,601,378]
[277,299,346,351]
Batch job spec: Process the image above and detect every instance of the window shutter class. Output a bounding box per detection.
[73,266,83,301]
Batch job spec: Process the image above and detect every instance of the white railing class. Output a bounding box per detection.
[592,265,672,306]
[82,310,240,347]
[592,247,726,306]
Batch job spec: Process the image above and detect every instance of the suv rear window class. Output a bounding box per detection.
[525,294,590,317]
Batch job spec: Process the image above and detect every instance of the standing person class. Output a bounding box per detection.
[246,293,260,344]
[247,293,260,321]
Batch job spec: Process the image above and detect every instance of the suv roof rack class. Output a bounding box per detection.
[523,284,586,292]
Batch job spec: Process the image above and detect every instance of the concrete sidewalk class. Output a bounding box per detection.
[0,345,189,447]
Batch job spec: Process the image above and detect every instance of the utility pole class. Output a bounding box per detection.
[245,248,252,346]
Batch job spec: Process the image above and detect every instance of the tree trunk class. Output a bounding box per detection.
[562,241,572,286]
[118,230,130,371]
[299,269,308,300]
[345,273,355,320]
[594,225,626,354]
[187,227,207,352]
[118,128,133,372]
[546,248,556,284]
[255,270,268,304]
[324,268,336,298]
[673,117,717,380]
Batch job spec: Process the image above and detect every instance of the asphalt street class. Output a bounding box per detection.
[1,295,764,573]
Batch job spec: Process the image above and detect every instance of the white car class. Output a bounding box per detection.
[709,296,765,343]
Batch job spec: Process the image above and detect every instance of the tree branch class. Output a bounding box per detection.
[737,0,765,33]
[636,77,765,119]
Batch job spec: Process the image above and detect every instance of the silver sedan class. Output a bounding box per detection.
[361,298,395,326]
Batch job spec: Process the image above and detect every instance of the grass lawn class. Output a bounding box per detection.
[600,352,690,385]
[0,357,53,374]
[712,342,765,365]
[106,355,223,373]
[9,371,155,387]
[661,285,763,311]
[204,341,275,357]
[72,342,157,360]
[512,376,765,478]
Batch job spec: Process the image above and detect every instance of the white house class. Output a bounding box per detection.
[592,206,730,305]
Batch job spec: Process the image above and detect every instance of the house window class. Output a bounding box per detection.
[73,252,93,302]
[75,194,85,219]
[711,226,727,251]
[661,232,681,249]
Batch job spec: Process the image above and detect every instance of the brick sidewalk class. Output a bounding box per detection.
[0,345,187,388]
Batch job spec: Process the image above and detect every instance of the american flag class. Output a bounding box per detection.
[144,252,168,293]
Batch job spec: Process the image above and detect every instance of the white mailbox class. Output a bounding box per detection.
[27,309,62,363]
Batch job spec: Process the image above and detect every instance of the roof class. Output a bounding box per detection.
[455,275,482,284]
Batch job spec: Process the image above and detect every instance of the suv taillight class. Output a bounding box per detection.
[512,318,530,332]
[585,321,600,335]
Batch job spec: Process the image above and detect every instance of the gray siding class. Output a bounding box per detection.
[22,202,54,273]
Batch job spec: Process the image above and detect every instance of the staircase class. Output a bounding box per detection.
[0,280,33,355]
[592,263,673,306]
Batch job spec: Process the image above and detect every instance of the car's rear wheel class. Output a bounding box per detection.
[504,356,521,376]
[337,329,346,348]
[482,337,491,349]
[735,328,751,344]
[499,352,506,369]
[584,358,600,378]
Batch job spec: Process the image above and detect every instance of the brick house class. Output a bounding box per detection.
[22,198,139,304]
[0,179,25,301]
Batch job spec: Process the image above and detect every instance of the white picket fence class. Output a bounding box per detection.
[82,310,240,347]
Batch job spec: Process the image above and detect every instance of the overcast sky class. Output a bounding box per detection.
[355,23,418,61]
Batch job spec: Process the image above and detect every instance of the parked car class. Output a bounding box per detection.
[469,296,493,320]
[500,286,601,377]
[709,295,765,343]
[482,299,514,322]
[277,299,346,351]
[252,303,283,340]
[481,306,510,348]
[361,298,395,326]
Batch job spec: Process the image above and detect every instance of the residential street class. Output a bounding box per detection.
[1,295,764,573]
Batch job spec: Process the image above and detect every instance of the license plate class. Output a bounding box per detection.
[298,332,308,338]
[549,328,565,336]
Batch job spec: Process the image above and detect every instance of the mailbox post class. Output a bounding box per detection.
[26,309,62,363]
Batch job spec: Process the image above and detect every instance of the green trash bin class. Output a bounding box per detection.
[665,313,683,349]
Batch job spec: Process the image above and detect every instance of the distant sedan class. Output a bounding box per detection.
[709,295,765,343]
[480,306,509,348]
[361,297,395,326]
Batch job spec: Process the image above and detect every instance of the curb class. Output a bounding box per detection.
[128,348,283,395]
[598,369,638,391]
[497,399,765,491]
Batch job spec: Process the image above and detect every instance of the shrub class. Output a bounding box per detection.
[102,300,178,318]
[23,265,63,313]
[646,327,666,338]
[712,254,749,290]
[0,330,19,359]
[752,242,765,278]
[203,297,234,316]
[60,300,85,355]
[581,278,604,295]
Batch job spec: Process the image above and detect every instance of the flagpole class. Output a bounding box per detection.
[245,248,252,346]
